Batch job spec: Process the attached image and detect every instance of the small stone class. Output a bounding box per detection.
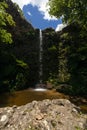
[36,114,44,120]
[12,105,17,109]
[7,109,14,113]
[79,122,83,128]
[0,115,8,122]
[72,108,78,113]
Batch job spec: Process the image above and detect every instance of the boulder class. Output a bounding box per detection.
[0,99,87,130]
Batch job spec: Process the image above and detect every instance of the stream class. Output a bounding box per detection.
[0,89,87,113]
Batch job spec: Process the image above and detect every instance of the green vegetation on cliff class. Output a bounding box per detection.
[0,0,41,92]
[48,0,87,95]
[0,1,15,43]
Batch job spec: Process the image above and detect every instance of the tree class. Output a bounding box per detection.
[0,1,29,92]
[48,0,87,95]
[14,3,24,18]
[0,1,15,92]
[48,0,87,28]
[0,1,15,44]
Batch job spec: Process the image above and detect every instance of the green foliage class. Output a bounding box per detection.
[14,3,24,18]
[75,126,82,130]
[0,50,29,92]
[48,0,87,28]
[48,45,57,51]
[16,59,28,68]
[46,24,87,96]
[0,1,35,92]
[0,29,12,43]
[0,1,15,44]
[42,30,58,82]
[59,24,87,95]
[14,73,26,91]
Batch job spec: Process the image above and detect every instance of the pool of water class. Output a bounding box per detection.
[0,89,87,113]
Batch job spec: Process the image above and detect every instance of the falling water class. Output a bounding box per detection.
[34,30,47,90]
[39,29,43,83]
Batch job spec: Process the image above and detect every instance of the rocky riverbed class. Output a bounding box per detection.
[0,99,87,130]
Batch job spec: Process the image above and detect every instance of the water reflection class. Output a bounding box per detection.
[0,89,87,113]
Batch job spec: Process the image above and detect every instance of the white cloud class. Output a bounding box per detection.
[27,11,32,16]
[55,24,67,32]
[11,0,57,20]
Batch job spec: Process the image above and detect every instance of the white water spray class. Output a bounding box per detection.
[34,88,47,91]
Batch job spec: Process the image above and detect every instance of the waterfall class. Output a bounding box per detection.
[34,30,47,90]
[39,29,43,83]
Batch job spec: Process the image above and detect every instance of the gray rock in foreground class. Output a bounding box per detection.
[0,99,87,130]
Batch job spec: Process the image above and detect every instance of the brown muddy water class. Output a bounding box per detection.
[0,89,87,113]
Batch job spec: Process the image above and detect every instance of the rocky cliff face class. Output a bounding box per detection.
[3,0,87,93]
[42,28,59,82]
[6,0,34,34]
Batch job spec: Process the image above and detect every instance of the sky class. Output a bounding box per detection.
[11,0,65,31]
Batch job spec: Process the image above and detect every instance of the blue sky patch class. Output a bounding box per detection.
[23,4,62,30]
